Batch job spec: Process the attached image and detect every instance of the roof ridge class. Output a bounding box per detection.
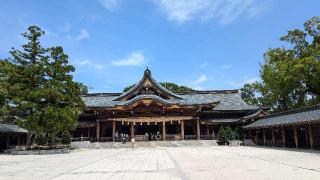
[179,90,239,95]
[259,104,320,119]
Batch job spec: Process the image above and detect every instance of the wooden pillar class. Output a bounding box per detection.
[249,129,252,140]
[263,129,266,146]
[309,125,314,149]
[271,129,275,147]
[87,126,90,138]
[255,130,258,144]
[17,135,20,146]
[180,120,184,140]
[162,122,166,141]
[131,122,134,139]
[281,127,286,147]
[6,135,9,149]
[112,121,116,141]
[196,118,200,140]
[27,133,32,146]
[294,126,299,148]
[96,120,100,142]
[206,126,209,136]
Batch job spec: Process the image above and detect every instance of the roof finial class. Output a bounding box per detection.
[144,67,151,76]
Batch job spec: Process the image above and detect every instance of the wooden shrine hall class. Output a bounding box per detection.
[243,105,320,149]
[74,68,262,141]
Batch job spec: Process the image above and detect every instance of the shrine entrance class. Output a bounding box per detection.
[135,124,161,141]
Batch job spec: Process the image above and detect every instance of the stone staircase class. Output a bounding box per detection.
[87,140,218,149]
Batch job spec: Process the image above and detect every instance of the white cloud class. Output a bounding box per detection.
[152,0,267,24]
[58,22,71,33]
[76,60,105,70]
[75,30,90,40]
[199,62,208,68]
[112,52,146,66]
[230,77,259,87]
[220,64,232,69]
[193,74,207,84]
[191,74,207,90]
[99,0,120,10]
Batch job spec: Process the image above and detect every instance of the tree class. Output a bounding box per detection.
[1,26,86,145]
[240,83,261,106]
[0,60,9,118]
[241,17,320,112]
[233,126,242,140]
[217,126,234,145]
[123,82,194,93]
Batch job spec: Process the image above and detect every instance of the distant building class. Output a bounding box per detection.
[0,121,28,152]
[243,105,320,149]
[74,68,263,141]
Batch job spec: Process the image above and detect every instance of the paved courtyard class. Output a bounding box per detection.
[1,143,320,180]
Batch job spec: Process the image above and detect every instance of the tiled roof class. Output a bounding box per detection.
[81,90,258,111]
[81,69,257,111]
[0,123,28,134]
[113,68,183,101]
[243,105,320,129]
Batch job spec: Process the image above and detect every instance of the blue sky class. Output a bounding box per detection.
[0,0,319,93]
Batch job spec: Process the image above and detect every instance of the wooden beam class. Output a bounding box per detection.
[309,125,314,149]
[96,121,100,142]
[263,129,266,146]
[196,118,200,140]
[294,126,299,148]
[282,127,286,148]
[181,120,184,140]
[271,129,275,147]
[162,121,166,140]
[108,116,194,123]
[112,121,116,141]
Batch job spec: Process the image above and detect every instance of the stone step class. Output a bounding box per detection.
[86,140,218,149]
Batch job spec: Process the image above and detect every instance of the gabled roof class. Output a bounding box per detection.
[0,123,28,134]
[82,90,257,110]
[243,105,320,129]
[113,68,182,101]
[81,68,258,111]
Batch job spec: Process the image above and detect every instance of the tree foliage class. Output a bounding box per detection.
[0,26,86,145]
[123,82,194,93]
[241,17,320,112]
[217,126,234,145]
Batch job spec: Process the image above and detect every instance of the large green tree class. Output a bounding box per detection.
[241,17,320,112]
[1,26,86,145]
[0,60,10,118]
[123,82,194,93]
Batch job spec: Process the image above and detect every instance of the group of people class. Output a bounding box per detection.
[114,132,129,144]
[145,132,160,141]
[114,131,161,143]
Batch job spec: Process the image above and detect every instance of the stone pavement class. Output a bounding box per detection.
[0,142,320,180]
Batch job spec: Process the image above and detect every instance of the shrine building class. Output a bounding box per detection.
[74,68,264,141]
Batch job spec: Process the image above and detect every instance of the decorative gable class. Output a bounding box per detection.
[113,68,183,101]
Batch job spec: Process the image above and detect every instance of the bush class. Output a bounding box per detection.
[60,132,71,145]
[233,126,242,140]
[217,126,234,145]
[34,134,47,145]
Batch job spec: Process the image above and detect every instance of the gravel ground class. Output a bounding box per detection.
[0,144,319,180]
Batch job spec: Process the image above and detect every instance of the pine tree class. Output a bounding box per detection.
[2,26,86,145]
